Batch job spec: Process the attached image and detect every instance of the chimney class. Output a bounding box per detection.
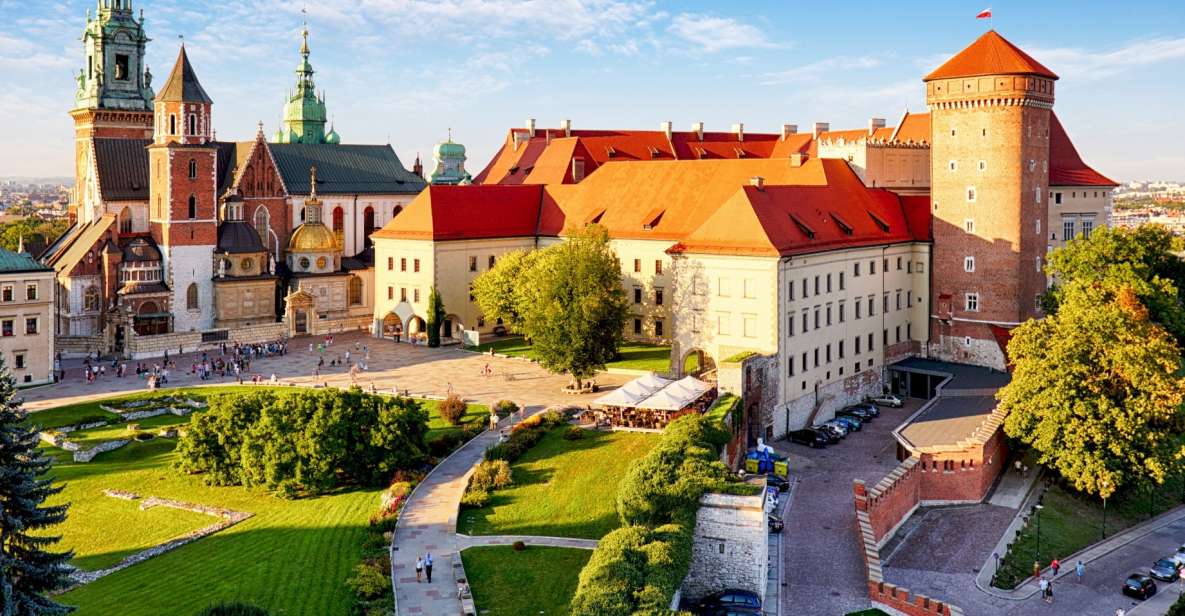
[813,122,830,139]
[660,121,673,140]
[732,122,744,142]
[868,117,886,135]
[526,118,536,138]
[692,121,704,141]
[749,176,764,191]
[781,124,798,140]
[560,118,571,138]
[790,153,807,167]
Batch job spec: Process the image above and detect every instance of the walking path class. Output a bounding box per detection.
[456,533,599,550]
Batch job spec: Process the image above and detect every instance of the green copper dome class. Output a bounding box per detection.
[273,25,335,145]
[325,125,340,145]
[434,140,465,158]
[429,130,472,185]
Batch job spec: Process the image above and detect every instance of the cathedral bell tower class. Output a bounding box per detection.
[148,44,218,333]
[925,31,1057,369]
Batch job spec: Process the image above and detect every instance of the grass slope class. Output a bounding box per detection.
[29,386,483,615]
[473,337,671,373]
[461,429,656,539]
[461,546,591,616]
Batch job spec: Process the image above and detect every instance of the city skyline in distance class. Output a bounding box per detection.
[2,0,1183,180]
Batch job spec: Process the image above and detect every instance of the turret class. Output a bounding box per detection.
[153,44,213,145]
[274,23,331,144]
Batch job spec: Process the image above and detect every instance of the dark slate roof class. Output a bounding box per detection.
[897,395,999,449]
[214,141,239,195]
[889,357,1011,391]
[120,281,169,295]
[95,139,151,200]
[269,143,427,195]
[122,236,161,262]
[342,245,375,270]
[217,221,265,253]
[0,248,51,273]
[156,46,212,103]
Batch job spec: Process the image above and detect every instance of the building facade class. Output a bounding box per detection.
[0,250,55,385]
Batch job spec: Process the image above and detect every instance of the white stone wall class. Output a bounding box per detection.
[772,366,883,437]
[682,492,768,604]
[927,334,1006,372]
[165,245,215,332]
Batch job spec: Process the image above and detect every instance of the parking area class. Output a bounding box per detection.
[774,398,925,615]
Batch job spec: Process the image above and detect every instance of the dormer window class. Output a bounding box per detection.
[790,213,816,239]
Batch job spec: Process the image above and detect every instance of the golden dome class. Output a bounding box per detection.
[288,222,338,253]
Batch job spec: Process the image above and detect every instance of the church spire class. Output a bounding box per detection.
[274,20,330,144]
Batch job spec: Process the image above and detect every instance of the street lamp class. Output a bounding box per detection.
[1035,504,1045,564]
[1101,479,1111,541]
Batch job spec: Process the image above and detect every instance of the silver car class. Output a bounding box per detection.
[823,419,850,437]
[870,393,904,408]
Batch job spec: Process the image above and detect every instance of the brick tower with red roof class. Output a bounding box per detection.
[924,31,1058,369]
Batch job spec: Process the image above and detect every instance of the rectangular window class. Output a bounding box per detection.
[883,329,888,346]
[414,258,420,273]
[826,274,832,293]
[907,260,913,274]
[907,322,912,340]
[24,283,35,301]
[387,286,393,300]
[826,344,832,363]
[855,336,861,354]
[896,257,902,271]
[788,356,794,376]
[801,310,808,334]
[896,291,902,310]
[978,160,987,171]
[634,259,641,273]
[488,255,495,269]
[965,293,979,312]
[948,160,957,172]
[387,257,394,270]
[1055,192,1062,205]
[801,352,808,373]
[802,278,808,298]
[634,318,642,335]
[868,296,875,316]
[826,304,833,326]
[896,325,901,343]
[1,320,11,337]
[743,279,756,299]
[718,278,730,297]
[468,256,477,272]
[813,348,819,367]
[24,318,36,335]
[966,186,977,202]
[717,313,731,335]
[742,315,755,338]
[1082,218,1094,239]
[838,301,846,323]
[839,340,845,359]
[1,286,11,302]
[400,288,407,302]
[882,294,888,313]
[917,262,925,274]
[868,332,874,350]
[1036,256,1042,272]
[1063,219,1075,241]
[788,314,794,337]
[813,307,820,329]
[814,276,820,295]
[854,262,861,277]
[965,219,975,234]
[655,288,664,306]
[788,281,795,301]
[964,256,975,272]
[655,319,664,337]
[414,288,420,303]
[655,260,663,275]
[13,353,24,370]
[400,258,407,272]
[633,287,642,304]
[856,301,862,319]
[870,260,876,275]
[839,271,845,290]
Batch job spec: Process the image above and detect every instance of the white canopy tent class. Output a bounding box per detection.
[592,373,673,407]
[634,375,713,411]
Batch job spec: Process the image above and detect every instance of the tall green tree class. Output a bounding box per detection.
[1000,282,1185,498]
[0,358,74,615]
[474,225,629,388]
[426,287,445,348]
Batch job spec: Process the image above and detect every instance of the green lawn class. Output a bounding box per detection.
[461,429,657,539]
[27,386,485,615]
[461,546,591,616]
[993,480,1184,589]
[473,337,671,373]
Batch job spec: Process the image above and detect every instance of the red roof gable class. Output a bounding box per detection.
[1049,113,1117,187]
[371,185,546,241]
[925,31,1057,81]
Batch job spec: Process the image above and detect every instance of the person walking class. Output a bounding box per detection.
[1038,577,1049,603]
[1050,557,1060,577]
[414,555,423,583]
[1032,560,1040,580]
[1047,578,1055,603]
[1014,459,1022,477]
[425,552,433,583]
[1075,560,1085,583]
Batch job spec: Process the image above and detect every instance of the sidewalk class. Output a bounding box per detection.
[1128,577,1184,615]
[456,533,598,550]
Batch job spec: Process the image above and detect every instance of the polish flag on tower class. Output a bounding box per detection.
[976,8,993,19]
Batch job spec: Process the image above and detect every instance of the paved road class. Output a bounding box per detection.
[22,331,630,412]
[774,400,925,615]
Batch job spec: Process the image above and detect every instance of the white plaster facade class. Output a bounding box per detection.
[165,244,215,332]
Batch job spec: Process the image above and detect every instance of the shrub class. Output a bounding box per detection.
[346,557,392,601]
[564,426,586,441]
[1167,591,1185,616]
[512,540,526,551]
[429,431,464,458]
[460,487,490,509]
[196,602,270,616]
[493,399,519,417]
[437,394,467,426]
[469,460,513,492]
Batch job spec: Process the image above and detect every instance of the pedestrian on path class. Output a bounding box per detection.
[1075,560,1085,583]
[415,555,423,582]
[1039,577,1049,602]
[1033,560,1040,580]
[1047,578,1054,603]
[1051,557,1060,576]
[425,552,433,583]
[1014,459,1022,476]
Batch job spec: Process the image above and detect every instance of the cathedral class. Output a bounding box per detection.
[43,0,427,357]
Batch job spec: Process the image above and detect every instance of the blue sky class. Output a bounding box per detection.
[1,0,1183,181]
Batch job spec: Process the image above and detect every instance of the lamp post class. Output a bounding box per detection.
[1035,504,1045,564]
[1101,479,1110,541]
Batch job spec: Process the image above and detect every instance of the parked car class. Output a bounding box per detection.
[765,474,790,493]
[788,428,828,448]
[698,608,761,616]
[837,407,874,422]
[811,424,841,444]
[832,415,862,432]
[1172,544,1185,566]
[823,419,850,437]
[767,514,784,533]
[1123,573,1157,600]
[1150,558,1182,581]
[869,393,904,408]
[850,401,881,417]
[696,589,762,614]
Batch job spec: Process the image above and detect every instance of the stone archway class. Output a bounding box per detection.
[408,316,426,336]
[382,312,403,339]
[443,313,464,341]
[681,348,716,380]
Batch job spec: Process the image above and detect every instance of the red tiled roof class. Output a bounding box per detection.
[925,31,1057,81]
[371,185,546,241]
[669,160,922,257]
[900,195,933,242]
[891,112,930,144]
[1049,113,1116,187]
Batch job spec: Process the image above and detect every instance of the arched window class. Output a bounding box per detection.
[332,207,344,232]
[83,286,99,311]
[348,276,363,306]
[188,159,197,180]
[187,195,197,219]
[188,114,197,135]
[363,206,375,248]
[186,283,199,310]
[393,205,403,219]
[253,206,270,244]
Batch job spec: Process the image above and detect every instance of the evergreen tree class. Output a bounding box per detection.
[0,357,74,615]
[426,288,445,348]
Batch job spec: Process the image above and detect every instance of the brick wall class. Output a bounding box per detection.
[917,429,1007,504]
[858,458,922,545]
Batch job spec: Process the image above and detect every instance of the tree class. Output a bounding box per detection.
[436,394,466,426]
[426,287,446,348]
[999,282,1185,498]
[475,225,629,388]
[0,357,75,615]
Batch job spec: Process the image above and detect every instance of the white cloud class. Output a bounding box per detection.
[667,12,776,53]
[760,55,883,86]
[1027,36,1185,81]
